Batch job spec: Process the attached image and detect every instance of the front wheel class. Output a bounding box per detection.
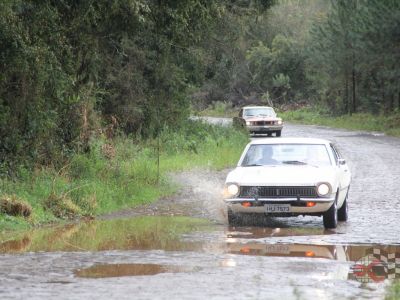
[323,201,338,229]
[276,130,282,137]
[337,194,348,222]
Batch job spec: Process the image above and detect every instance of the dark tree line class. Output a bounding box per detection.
[309,0,400,114]
[0,0,224,171]
[0,0,398,173]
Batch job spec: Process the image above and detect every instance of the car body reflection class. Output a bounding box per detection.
[224,227,400,283]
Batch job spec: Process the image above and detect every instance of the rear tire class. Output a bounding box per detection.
[337,194,348,222]
[227,208,243,226]
[276,130,282,137]
[323,200,338,229]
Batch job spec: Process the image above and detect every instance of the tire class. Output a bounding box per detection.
[337,193,348,222]
[227,208,243,226]
[323,200,338,229]
[276,130,282,137]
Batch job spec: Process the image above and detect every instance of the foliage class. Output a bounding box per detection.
[309,0,400,114]
[197,102,238,118]
[0,194,32,218]
[280,108,400,137]
[2,0,399,174]
[1,0,399,228]
[0,0,221,172]
[0,120,248,230]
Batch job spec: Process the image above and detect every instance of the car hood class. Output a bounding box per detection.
[225,165,337,186]
[244,116,280,121]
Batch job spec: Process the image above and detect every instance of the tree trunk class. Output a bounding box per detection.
[344,70,349,115]
[389,94,394,112]
[352,52,357,114]
[398,92,400,110]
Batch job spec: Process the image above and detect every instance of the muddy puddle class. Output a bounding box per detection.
[75,263,192,278]
[1,216,399,288]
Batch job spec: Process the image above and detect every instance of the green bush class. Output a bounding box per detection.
[0,120,249,230]
[280,108,400,137]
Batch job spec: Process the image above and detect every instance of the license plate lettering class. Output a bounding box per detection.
[264,204,290,213]
[265,245,290,254]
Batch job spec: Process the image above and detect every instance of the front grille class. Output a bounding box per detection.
[239,186,317,198]
[252,121,274,125]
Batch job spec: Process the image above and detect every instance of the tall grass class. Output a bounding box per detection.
[280,108,400,137]
[197,101,238,118]
[0,120,248,231]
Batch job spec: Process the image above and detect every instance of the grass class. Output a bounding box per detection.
[386,281,400,300]
[279,107,400,137]
[196,101,239,118]
[0,119,249,231]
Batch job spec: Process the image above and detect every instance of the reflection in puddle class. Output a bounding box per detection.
[0,216,210,253]
[1,217,399,284]
[224,241,400,283]
[226,226,333,239]
[75,264,189,278]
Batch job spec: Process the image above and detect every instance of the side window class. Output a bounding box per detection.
[330,144,340,164]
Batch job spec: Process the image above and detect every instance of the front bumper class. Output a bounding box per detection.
[246,125,283,133]
[225,197,335,215]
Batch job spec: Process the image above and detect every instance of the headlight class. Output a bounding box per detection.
[316,183,331,196]
[276,120,283,125]
[225,183,239,198]
[246,121,251,125]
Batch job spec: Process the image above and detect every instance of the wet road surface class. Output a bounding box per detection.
[1,122,400,299]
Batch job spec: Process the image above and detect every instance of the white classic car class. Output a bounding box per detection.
[224,138,351,228]
[233,106,283,136]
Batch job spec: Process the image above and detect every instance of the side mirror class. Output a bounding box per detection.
[338,158,346,165]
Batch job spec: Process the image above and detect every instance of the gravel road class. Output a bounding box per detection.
[0,121,399,300]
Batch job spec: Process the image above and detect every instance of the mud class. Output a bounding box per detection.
[74,264,191,278]
[1,122,400,299]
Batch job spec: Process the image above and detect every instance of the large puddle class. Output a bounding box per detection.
[0,216,399,285]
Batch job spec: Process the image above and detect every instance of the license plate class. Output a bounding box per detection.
[264,204,290,213]
[265,244,290,254]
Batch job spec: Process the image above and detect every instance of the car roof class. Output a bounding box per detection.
[248,137,332,145]
[243,106,273,109]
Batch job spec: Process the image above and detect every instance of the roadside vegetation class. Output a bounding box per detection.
[1,1,399,229]
[280,108,400,137]
[196,102,238,118]
[0,120,248,231]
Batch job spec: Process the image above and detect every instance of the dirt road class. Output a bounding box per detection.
[0,122,399,299]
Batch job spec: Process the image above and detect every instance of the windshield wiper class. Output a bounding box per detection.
[243,164,263,167]
[282,160,308,165]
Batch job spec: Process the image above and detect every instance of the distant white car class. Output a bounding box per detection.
[224,138,351,228]
[233,106,283,136]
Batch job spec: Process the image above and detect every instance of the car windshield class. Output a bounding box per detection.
[241,144,332,167]
[243,108,275,117]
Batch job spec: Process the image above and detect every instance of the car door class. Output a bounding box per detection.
[330,144,351,203]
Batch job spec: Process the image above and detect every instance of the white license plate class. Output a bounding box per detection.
[264,204,290,213]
